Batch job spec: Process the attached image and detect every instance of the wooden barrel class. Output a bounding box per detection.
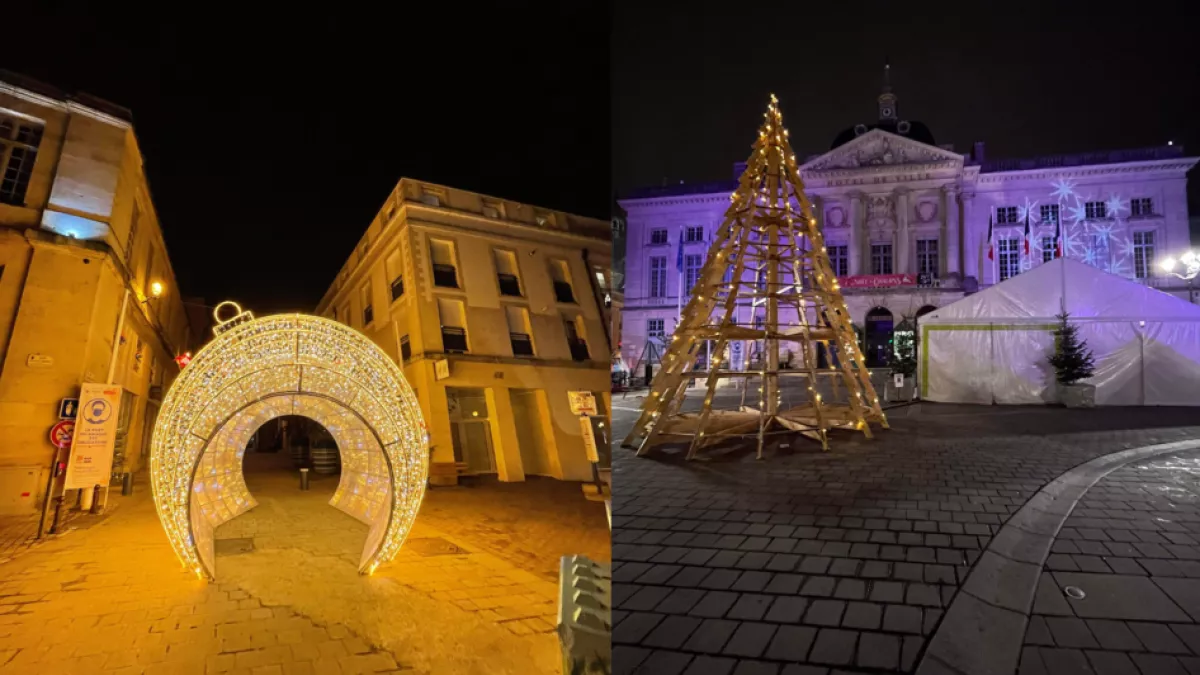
[311,441,340,475]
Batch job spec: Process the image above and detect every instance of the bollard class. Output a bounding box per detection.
[89,485,102,514]
[300,468,310,491]
[121,472,133,496]
[49,496,64,534]
[558,555,611,674]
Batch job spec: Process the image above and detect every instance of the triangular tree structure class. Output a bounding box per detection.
[622,95,888,459]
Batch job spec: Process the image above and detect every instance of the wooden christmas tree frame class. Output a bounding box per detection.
[622,96,888,459]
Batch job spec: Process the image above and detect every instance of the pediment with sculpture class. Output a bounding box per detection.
[801,129,965,173]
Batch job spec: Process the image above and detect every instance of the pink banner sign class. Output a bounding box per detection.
[838,274,917,289]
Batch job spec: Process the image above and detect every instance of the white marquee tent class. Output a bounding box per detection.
[920,258,1200,406]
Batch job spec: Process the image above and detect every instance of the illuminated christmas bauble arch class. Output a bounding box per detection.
[150,304,428,580]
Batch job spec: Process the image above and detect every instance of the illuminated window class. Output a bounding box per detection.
[647,318,665,341]
[685,225,705,242]
[650,229,668,245]
[1042,236,1055,263]
[386,249,404,301]
[1085,201,1107,220]
[827,245,848,277]
[361,282,374,325]
[997,239,1020,281]
[0,116,42,206]
[1133,231,1155,279]
[550,259,576,303]
[1040,204,1059,225]
[685,254,703,293]
[871,244,893,275]
[996,206,1018,224]
[916,239,938,278]
[1131,198,1154,217]
[649,257,667,297]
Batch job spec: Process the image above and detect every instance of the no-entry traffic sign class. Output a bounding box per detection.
[49,420,75,449]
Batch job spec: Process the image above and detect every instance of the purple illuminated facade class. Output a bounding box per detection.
[618,79,1198,372]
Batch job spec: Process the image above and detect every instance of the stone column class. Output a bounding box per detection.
[848,192,865,275]
[942,184,961,278]
[961,191,978,281]
[895,189,910,275]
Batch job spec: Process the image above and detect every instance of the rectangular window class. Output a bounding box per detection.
[0,116,43,206]
[685,225,704,242]
[1131,198,1154,217]
[996,206,1018,224]
[400,335,411,362]
[1085,201,1107,220]
[127,201,141,263]
[385,249,404,301]
[506,306,534,357]
[871,244,893,275]
[438,297,468,353]
[429,239,459,288]
[494,249,523,297]
[650,229,668,245]
[684,254,703,293]
[998,239,1020,281]
[647,318,665,342]
[564,316,589,362]
[827,245,848,277]
[361,282,374,325]
[1042,236,1055,263]
[916,239,938,278]
[649,256,667,297]
[550,259,576,303]
[1040,204,1059,225]
[1133,231,1155,279]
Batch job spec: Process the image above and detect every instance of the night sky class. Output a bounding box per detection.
[613,1,1200,210]
[0,5,609,313]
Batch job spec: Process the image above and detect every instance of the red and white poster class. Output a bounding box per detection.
[837,274,916,289]
[63,383,123,490]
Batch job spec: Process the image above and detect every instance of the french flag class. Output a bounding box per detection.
[986,215,994,261]
[1023,212,1031,257]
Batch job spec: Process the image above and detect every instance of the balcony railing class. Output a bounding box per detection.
[442,326,468,353]
[433,264,459,288]
[390,276,404,301]
[497,273,522,297]
[510,332,534,357]
[568,338,590,362]
[554,281,576,304]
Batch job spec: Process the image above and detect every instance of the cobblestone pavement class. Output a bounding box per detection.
[610,403,1200,674]
[415,474,610,580]
[1019,450,1200,675]
[0,498,101,563]
[0,450,609,674]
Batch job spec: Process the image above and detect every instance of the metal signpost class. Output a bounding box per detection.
[39,420,75,539]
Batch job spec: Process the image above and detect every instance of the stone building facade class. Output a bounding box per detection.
[0,73,193,513]
[316,179,611,484]
[618,76,1197,373]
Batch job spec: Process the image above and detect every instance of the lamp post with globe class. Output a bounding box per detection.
[1159,251,1200,304]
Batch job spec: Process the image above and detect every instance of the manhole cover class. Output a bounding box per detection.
[406,537,468,557]
[1064,586,1086,600]
[215,537,255,557]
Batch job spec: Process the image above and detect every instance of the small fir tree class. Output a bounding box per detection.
[1048,311,1096,385]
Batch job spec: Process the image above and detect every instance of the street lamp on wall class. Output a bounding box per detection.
[1159,251,1199,303]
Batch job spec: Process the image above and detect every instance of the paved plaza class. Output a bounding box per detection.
[0,451,609,675]
[610,402,1200,674]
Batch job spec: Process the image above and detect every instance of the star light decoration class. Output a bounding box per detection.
[150,306,428,580]
[1033,177,1139,278]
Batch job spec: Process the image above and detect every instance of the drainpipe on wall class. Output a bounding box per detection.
[581,248,612,355]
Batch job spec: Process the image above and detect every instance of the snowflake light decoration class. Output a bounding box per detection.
[150,306,428,580]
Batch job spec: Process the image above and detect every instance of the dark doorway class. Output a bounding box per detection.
[864,307,894,367]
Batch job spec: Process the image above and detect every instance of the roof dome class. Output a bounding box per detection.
[831,62,936,150]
